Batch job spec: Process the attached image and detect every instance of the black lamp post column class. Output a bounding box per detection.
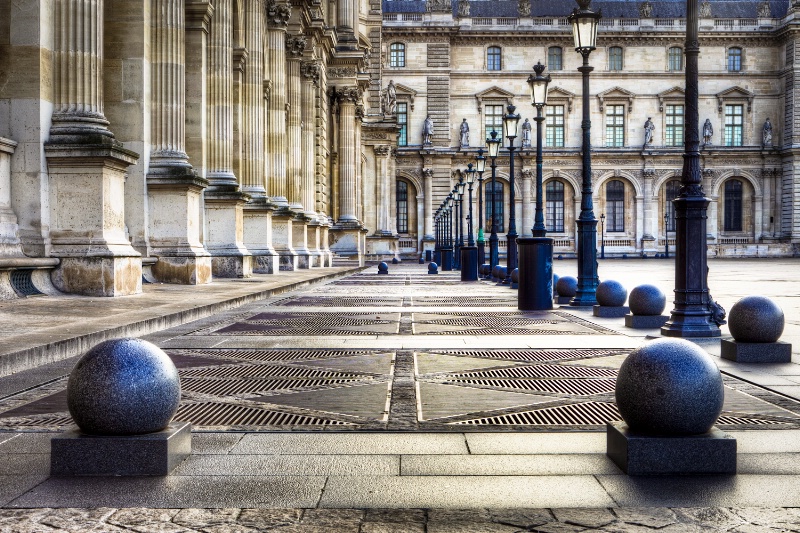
[600,213,605,259]
[661,0,720,337]
[454,187,462,270]
[503,105,520,285]
[461,164,479,281]
[476,150,487,271]
[487,131,501,280]
[664,212,669,259]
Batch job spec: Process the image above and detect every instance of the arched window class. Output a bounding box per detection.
[724,179,743,232]
[485,181,504,233]
[608,46,623,71]
[487,46,502,71]
[396,181,409,234]
[547,46,563,71]
[668,47,683,71]
[606,180,625,232]
[545,181,565,232]
[727,47,742,72]
[389,43,405,68]
[665,179,680,232]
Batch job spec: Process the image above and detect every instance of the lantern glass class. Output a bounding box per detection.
[487,131,500,158]
[475,150,486,173]
[447,196,454,208]
[503,105,520,139]
[569,8,600,52]
[458,181,466,195]
[466,164,476,184]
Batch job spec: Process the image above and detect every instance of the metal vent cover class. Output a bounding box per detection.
[431,349,631,362]
[168,349,387,362]
[180,377,366,396]
[453,402,622,426]
[412,296,518,307]
[274,296,404,307]
[447,378,618,396]
[10,270,44,297]
[174,402,351,426]
[179,364,364,379]
[452,365,618,379]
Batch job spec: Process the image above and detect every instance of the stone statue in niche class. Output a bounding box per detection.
[699,0,712,18]
[423,116,434,145]
[460,119,470,147]
[385,80,397,115]
[763,118,773,147]
[639,1,653,18]
[521,119,532,148]
[702,118,713,146]
[643,117,655,148]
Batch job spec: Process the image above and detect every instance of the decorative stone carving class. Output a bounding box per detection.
[286,35,307,57]
[375,145,391,156]
[702,119,713,146]
[521,119,532,148]
[363,132,388,140]
[328,67,358,78]
[266,0,291,27]
[643,117,655,148]
[426,0,451,13]
[699,0,711,18]
[422,116,434,145]
[334,86,362,103]
[763,118,773,147]
[639,1,653,18]
[459,119,470,147]
[758,0,771,18]
[301,61,321,86]
[423,168,435,179]
[458,0,469,17]
[385,80,397,114]
[518,0,531,17]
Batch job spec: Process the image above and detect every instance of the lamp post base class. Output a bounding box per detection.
[517,237,554,311]
[441,247,454,271]
[460,246,479,281]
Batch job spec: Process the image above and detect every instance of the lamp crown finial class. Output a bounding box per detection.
[576,0,591,9]
[490,130,498,140]
[534,61,545,75]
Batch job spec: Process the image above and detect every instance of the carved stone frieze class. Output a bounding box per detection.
[518,0,531,17]
[426,0,451,13]
[457,0,469,17]
[699,0,711,17]
[286,35,307,57]
[301,61,321,85]
[332,86,363,104]
[374,145,391,156]
[266,0,291,27]
[422,168,434,179]
[327,67,358,79]
[363,132,388,140]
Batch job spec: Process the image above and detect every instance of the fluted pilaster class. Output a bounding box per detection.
[301,61,320,217]
[242,0,266,195]
[286,34,306,210]
[207,0,236,187]
[375,145,391,233]
[334,86,361,222]
[266,0,291,205]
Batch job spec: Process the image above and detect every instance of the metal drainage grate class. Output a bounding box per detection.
[180,364,364,379]
[425,328,595,336]
[0,415,74,428]
[435,349,631,362]
[418,317,564,327]
[9,270,44,297]
[215,327,387,336]
[275,297,404,307]
[180,377,366,396]
[168,349,385,362]
[412,297,518,307]
[716,415,792,426]
[174,402,350,426]
[447,378,617,396]
[453,401,622,426]
[452,365,618,379]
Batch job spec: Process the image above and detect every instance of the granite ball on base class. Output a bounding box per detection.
[552,274,560,298]
[625,284,669,329]
[428,262,439,275]
[593,280,629,318]
[721,296,791,363]
[607,338,736,475]
[378,262,389,275]
[555,276,577,304]
[510,268,519,289]
[51,338,190,476]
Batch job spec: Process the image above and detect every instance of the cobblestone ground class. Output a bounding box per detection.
[3,506,800,532]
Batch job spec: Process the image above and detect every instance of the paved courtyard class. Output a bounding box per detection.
[1,259,800,530]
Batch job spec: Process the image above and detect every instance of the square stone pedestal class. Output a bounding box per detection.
[51,422,191,476]
[720,338,792,363]
[606,422,736,476]
[593,305,629,318]
[625,313,669,329]
[555,296,572,304]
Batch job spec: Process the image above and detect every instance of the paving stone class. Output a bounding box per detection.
[231,433,469,455]
[363,509,426,523]
[37,508,118,531]
[427,509,494,522]
[553,508,616,528]
[360,523,426,533]
[489,509,554,528]
[197,525,258,533]
[529,522,587,533]
[611,507,677,528]
[465,433,606,455]
[300,508,364,526]
[401,454,621,476]
[107,508,182,526]
[174,453,399,476]
[236,508,302,529]
[731,507,800,529]
[173,509,241,528]
[426,523,521,533]
[191,434,244,455]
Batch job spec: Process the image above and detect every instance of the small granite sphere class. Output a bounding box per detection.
[378,262,389,273]
[556,276,578,297]
[428,262,439,274]
[728,296,785,343]
[511,268,519,283]
[419,256,425,264]
[68,338,181,436]
[481,264,491,276]
[497,266,508,279]
[629,284,667,316]
[596,280,627,307]
[616,338,723,436]
[552,274,560,297]
[392,257,399,264]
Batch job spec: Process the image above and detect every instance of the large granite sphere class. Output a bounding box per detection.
[378,262,389,273]
[553,274,560,297]
[68,338,181,436]
[616,338,723,436]
[428,262,439,274]
[596,280,627,307]
[728,296,785,343]
[497,266,508,279]
[481,264,491,276]
[556,276,577,297]
[629,284,667,316]
[492,265,501,279]
[511,268,519,283]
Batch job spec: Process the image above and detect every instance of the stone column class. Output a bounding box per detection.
[147,0,212,285]
[185,1,212,180]
[335,86,361,223]
[355,104,365,223]
[266,1,291,206]
[46,0,142,296]
[204,0,252,277]
[302,61,322,267]
[0,139,21,256]
[521,168,533,238]
[375,145,392,234]
[337,0,358,45]
[286,35,305,210]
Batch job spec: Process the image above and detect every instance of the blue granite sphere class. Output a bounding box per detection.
[492,265,501,279]
[596,280,627,307]
[616,338,723,435]
[728,296,785,343]
[392,257,399,264]
[378,262,389,273]
[481,264,491,276]
[629,284,667,316]
[497,266,508,279]
[511,268,519,283]
[419,256,425,264]
[556,276,577,297]
[67,338,181,436]
[428,262,439,274]
[553,274,560,297]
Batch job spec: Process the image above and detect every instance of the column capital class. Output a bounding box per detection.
[266,0,291,28]
[286,34,307,58]
[355,105,365,121]
[375,145,391,157]
[423,168,434,179]
[233,47,249,74]
[332,86,362,104]
[301,61,321,86]
[186,0,214,32]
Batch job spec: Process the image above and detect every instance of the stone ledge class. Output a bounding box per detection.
[625,313,669,329]
[593,305,629,318]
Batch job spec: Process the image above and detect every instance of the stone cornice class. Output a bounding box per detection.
[185,0,214,32]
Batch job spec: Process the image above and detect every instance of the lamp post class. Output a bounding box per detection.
[661,0,720,336]
[664,211,669,259]
[487,130,501,279]
[434,211,440,265]
[476,149,487,270]
[600,213,605,259]
[442,197,454,271]
[569,0,601,307]
[453,184,462,270]
[518,61,554,310]
[502,105,520,285]
[461,165,479,280]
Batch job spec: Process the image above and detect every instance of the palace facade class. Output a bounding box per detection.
[0,0,798,298]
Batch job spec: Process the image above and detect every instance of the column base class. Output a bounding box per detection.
[661,316,721,338]
[366,234,400,262]
[211,253,253,278]
[51,255,142,297]
[151,254,212,285]
[330,222,365,266]
[243,199,279,275]
[292,218,312,270]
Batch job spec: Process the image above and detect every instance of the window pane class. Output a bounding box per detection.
[545,105,565,147]
[485,105,503,137]
[397,103,408,146]
[728,48,742,72]
[665,104,684,147]
[606,180,625,232]
[724,180,743,231]
[390,43,405,68]
[605,104,625,147]
[668,47,683,71]
[609,47,623,70]
[487,46,501,71]
[485,181,504,233]
[545,181,565,232]
[396,181,408,233]
[665,179,680,231]
[548,47,562,71]
[724,104,743,146]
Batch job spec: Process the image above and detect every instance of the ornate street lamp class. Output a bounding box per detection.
[460,164,479,281]
[568,0,601,306]
[502,105,521,285]
[518,61,554,310]
[442,196,454,271]
[453,184,462,270]
[475,149,487,270]
[487,130,502,278]
[600,213,605,259]
[664,211,669,259]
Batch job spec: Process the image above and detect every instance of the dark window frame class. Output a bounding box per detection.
[487,46,502,71]
[396,180,409,234]
[724,179,743,232]
[389,42,406,68]
[485,180,505,233]
[606,179,625,232]
[545,180,565,233]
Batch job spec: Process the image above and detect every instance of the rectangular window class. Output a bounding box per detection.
[608,47,623,71]
[605,105,625,147]
[724,104,744,146]
[487,47,502,71]
[485,105,503,138]
[547,47,563,71]
[396,182,408,234]
[665,105,684,147]
[396,103,408,146]
[545,105,565,148]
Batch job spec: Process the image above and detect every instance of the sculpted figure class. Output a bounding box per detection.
[521,119,532,148]
[423,116,434,145]
[763,118,773,147]
[643,117,655,148]
[460,119,470,147]
[702,119,713,146]
[385,80,397,114]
